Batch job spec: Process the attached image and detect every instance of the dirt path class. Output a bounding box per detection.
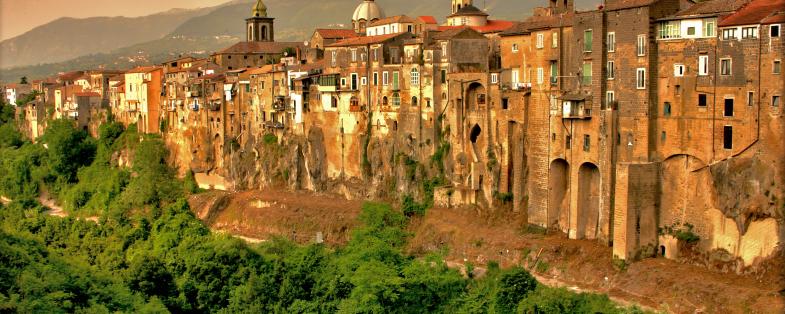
[188,190,785,314]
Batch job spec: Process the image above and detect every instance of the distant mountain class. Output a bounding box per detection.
[0,7,218,69]
[0,0,598,81]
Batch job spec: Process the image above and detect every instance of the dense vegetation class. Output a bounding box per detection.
[0,109,643,313]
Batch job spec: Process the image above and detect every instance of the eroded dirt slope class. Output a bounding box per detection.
[189,190,785,314]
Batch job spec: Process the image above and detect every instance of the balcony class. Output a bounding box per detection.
[562,100,592,119]
[264,121,284,129]
[208,102,221,111]
[273,97,286,111]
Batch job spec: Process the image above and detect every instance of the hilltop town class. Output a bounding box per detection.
[3,0,784,271]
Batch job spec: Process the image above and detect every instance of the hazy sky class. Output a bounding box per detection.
[0,0,228,40]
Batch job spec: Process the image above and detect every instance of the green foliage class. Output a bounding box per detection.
[40,119,96,184]
[661,223,701,244]
[494,191,514,204]
[430,142,450,173]
[0,124,23,149]
[402,194,427,217]
[496,267,538,313]
[517,287,638,314]
[263,133,278,145]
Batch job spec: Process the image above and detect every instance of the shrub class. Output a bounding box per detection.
[402,194,427,217]
[495,267,538,313]
[262,133,278,145]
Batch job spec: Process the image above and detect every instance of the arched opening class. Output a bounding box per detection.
[549,159,570,232]
[393,120,398,131]
[412,96,418,106]
[465,82,486,112]
[470,124,481,143]
[261,25,267,40]
[382,96,389,106]
[660,245,666,257]
[469,124,482,163]
[577,163,600,239]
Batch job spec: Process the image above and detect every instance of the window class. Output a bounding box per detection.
[537,67,544,84]
[351,49,357,62]
[582,62,592,85]
[373,48,378,61]
[341,78,347,87]
[720,58,731,76]
[491,73,498,84]
[659,21,681,39]
[664,102,672,117]
[741,27,758,39]
[772,25,781,38]
[440,69,447,84]
[606,91,615,108]
[373,72,379,86]
[747,91,754,106]
[511,69,520,85]
[351,73,358,90]
[674,64,685,77]
[383,72,389,86]
[687,27,696,36]
[392,72,399,90]
[441,42,448,56]
[583,135,591,152]
[774,95,781,107]
[637,34,646,56]
[392,93,401,106]
[704,20,716,37]
[512,43,519,53]
[774,60,781,74]
[412,96,418,106]
[636,68,646,89]
[724,98,734,117]
[410,68,420,85]
[331,97,338,108]
[699,93,708,107]
[550,61,558,84]
[331,51,337,67]
[552,31,559,48]
[502,98,509,110]
[607,32,616,52]
[722,28,736,40]
[584,30,593,52]
[536,33,544,48]
[723,126,733,150]
[566,135,571,149]
[361,77,367,86]
[699,55,709,76]
[607,61,615,80]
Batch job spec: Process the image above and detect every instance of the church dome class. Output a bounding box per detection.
[252,0,267,17]
[352,0,385,22]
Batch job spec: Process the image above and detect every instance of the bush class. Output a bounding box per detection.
[496,267,538,313]
[517,287,633,314]
[263,133,278,145]
[402,194,427,217]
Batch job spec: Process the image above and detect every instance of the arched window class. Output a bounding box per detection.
[382,96,389,106]
[410,68,420,85]
[331,96,338,108]
[393,121,398,131]
[261,25,267,40]
[426,98,432,107]
[350,96,359,109]
[412,96,418,106]
[442,92,447,104]
[392,93,401,106]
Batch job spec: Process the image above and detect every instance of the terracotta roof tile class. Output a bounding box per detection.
[603,0,658,11]
[314,29,359,39]
[675,0,750,17]
[418,16,438,24]
[74,92,101,97]
[327,33,412,47]
[720,0,785,26]
[437,20,515,34]
[369,15,415,27]
[216,41,305,54]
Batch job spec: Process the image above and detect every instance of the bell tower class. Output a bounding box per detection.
[246,0,274,42]
[451,0,473,14]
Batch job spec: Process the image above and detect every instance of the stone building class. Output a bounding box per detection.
[352,0,385,35]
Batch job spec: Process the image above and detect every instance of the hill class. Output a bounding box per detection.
[0,8,216,69]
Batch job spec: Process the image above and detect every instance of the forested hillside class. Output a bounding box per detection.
[0,100,640,313]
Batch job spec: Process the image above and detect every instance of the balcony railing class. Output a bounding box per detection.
[562,102,592,119]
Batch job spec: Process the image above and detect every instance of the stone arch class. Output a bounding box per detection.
[577,162,600,239]
[469,124,481,162]
[549,158,570,232]
[465,82,486,112]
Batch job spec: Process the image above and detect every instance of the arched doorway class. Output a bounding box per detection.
[465,82,486,112]
[577,163,600,239]
[469,124,481,162]
[549,159,570,232]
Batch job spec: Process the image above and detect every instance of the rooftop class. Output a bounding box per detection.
[448,4,489,18]
[438,19,515,34]
[327,32,413,47]
[216,41,305,55]
[720,0,785,26]
[314,29,359,40]
[369,15,415,27]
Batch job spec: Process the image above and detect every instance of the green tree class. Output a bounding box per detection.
[39,119,96,184]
